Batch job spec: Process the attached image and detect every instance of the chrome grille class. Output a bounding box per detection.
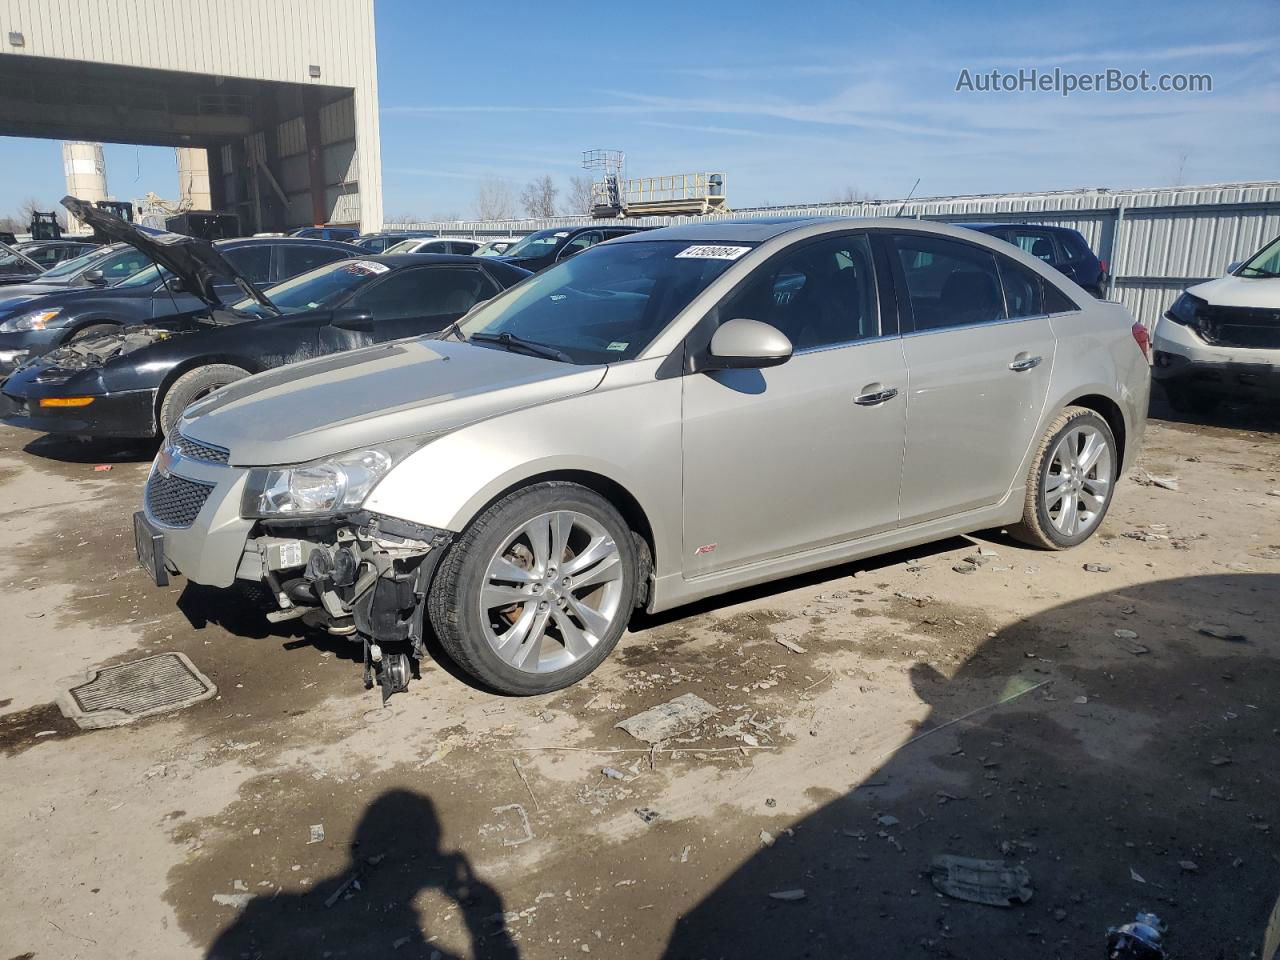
[146,472,215,527]
[172,433,230,465]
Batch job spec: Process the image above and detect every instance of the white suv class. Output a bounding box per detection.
[1152,234,1280,413]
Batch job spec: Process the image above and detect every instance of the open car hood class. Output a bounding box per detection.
[60,196,277,313]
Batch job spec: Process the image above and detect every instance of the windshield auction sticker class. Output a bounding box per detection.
[675,245,752,260]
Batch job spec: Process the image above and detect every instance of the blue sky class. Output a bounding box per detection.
[2,0,1277,221]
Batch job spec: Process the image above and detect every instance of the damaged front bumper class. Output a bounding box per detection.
[137,450,455,697]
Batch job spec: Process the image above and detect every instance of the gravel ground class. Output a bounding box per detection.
[0,398,1277,959]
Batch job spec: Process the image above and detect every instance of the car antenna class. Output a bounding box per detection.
[893,178,922,218]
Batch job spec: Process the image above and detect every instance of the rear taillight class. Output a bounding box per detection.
[1131,321,1151,362]
[1099,258,1109,276]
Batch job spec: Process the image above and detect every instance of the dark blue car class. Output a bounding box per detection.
[965,223,1108,297]
[0,237,359,375]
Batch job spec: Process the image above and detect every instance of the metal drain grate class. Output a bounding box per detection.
[57,653,217,729]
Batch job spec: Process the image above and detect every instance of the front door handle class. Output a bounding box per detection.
[854,386,899,406]
[1009,354,1042,372]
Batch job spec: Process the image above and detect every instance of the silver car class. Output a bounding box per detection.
[134,218,1151,697]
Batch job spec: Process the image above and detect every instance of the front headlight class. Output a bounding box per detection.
[1165,293,1203,326]
[0,307,62,332]
[240,439,427,519]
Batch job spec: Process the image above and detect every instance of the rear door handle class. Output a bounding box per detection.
[854,386,899,406]
[1009,354,1042,372]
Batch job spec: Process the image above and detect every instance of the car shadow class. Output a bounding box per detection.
[659,572,1280,959]
[21,432,160,464]
[1148,387,1280,434]
[205,788,521,960]
[630,535,977,632]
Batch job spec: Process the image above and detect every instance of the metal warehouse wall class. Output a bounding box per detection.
[0,0,383,230]
[391,181,1280,330]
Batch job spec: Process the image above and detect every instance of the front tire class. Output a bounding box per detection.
[428,482,638,695]
[158,364,249,437]
[1009,406,1117,550]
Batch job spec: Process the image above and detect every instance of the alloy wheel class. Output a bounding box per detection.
[478,510,625,674]
[1043,424,1113,537]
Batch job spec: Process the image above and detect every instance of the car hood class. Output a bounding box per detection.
[61,196,277,314]
[1185,275,1280,309]
[180,337,607,466]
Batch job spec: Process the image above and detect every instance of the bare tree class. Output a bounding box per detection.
[430,211,461,222]
[562,176,595,216]
[833,186,875,203]
[473,178,517,221]
[520,175,558,219]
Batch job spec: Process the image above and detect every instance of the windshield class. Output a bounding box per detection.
[38,246,109,280]
[457,239,748,364]
[500,229,569,260]
[231,258,388,316]
[384,239,421,254]
[1237,235,1280,277]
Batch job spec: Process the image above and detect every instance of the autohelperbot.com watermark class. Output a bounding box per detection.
[955,67,1212,96]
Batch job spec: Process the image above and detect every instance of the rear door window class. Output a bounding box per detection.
[222,245,272,284]
[891,234,1006,332]
[997,255,1045,318]
[1057,231,1093,261]
[277,243,351,281]
[1005,230,1060,265]
[560,231,603,259]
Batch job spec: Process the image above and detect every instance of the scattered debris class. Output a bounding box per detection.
[489,804,533,847]
[1123,531,1169,542]
[1130,868,1147,884]
[211,893,254,908]
[929,855,1032,907]
[1073,695,1089,705]
[513,757,541,810]
[1107,913,1167,960]
[324,870,365,908]
[1209,756,1232,767]
[1178,860,1199,873]
[1083,562,1113,573]
[307,824,324,844]
[1111,632,1150,656]
[634,807,661,825]
[894,591,933,606]
[759,830,776,848]
[876,814,900,827]
[1195,622,1248,643]
[952,562,980,575]
[602,767,626,781]
[616,694,718,743]
[1135,470,1180,491]
[768,889,806,902]
[93,464,113,472]
[774,636,806,655]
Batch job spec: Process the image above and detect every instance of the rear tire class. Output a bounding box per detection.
[428,482,638,695]
[1009,406,1118,550]
[158,364,249,437]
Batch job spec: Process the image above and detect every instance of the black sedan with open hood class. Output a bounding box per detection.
[0,199,531,439]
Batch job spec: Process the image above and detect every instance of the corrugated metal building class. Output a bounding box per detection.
[0,0,383,231]
[395,180,1280,330]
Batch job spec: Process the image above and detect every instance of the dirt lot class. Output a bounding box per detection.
[1,399,1278,960]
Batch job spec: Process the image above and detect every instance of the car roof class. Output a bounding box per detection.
[352,252,497,266]
[961,222,1077,234]
[610,216,1077,246]
[213,237,363,251]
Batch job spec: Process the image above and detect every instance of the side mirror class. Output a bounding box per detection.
[702,318,793,371]
[331,307,375,331]
[1226,260,1242,275]
[84,269,106,285]
[164,276,188,294]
